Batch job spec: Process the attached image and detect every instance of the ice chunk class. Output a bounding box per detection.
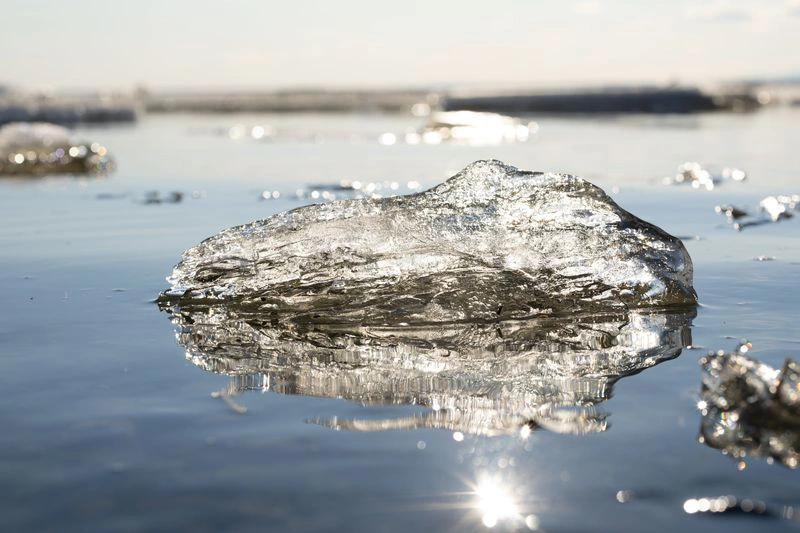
[163,160,696,323]
[714,204,749,221]
[160,300,694,436]
[0,122,113,176]
[715,194,800,230]
[760,195,798,222]
[698,344,800,468]
[664,162,746,190]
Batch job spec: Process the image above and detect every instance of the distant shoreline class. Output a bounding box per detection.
[1,82,798,125]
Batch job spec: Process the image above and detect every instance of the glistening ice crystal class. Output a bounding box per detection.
[0,122,113,176]
[163,160,696,323]
[699,344,800,468]
[161,303,694,435]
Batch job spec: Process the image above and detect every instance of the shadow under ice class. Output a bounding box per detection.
[160,299,694,437]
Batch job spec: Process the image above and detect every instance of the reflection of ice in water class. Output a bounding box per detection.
[160,302,693,530]
[160,298,694,436]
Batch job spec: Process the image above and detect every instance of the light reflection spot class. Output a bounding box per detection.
[475,476,519,528]
[482,513,498,528]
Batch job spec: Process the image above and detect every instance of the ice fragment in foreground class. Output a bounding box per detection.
[163,160,696,323]
[698,343,800,468]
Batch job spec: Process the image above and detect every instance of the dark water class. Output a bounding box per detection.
[2,110,799,532]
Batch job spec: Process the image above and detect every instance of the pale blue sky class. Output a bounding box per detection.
[1,0,798,90]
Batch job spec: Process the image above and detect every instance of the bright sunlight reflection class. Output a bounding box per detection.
[475,475,520,528]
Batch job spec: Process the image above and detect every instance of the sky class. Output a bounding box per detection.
[1,0,798,91]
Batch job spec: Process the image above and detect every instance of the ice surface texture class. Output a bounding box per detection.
[164,160,696,323]
[162,303,694,436]
[699,344,800,468]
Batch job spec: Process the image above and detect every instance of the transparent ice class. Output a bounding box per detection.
[664,161,746,191]
[164,160,696,323]
[715,194,800,230]
[0,122,113,176]
[698,343,800,468]
[162,302,694,436]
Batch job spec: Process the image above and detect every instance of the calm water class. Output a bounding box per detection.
[2,109,799,532]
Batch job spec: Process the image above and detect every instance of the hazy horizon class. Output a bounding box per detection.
[2,0,799,92]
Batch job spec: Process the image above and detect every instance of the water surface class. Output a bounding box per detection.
[2,109,799,532]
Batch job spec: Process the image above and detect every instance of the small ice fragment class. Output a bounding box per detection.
[141,191,183,205]
[666,162,746,190]
[698,344,800,468]
[714,205,748,220]
[760,196,794,222]
[717,195,800,230]
[0,122,113,176]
